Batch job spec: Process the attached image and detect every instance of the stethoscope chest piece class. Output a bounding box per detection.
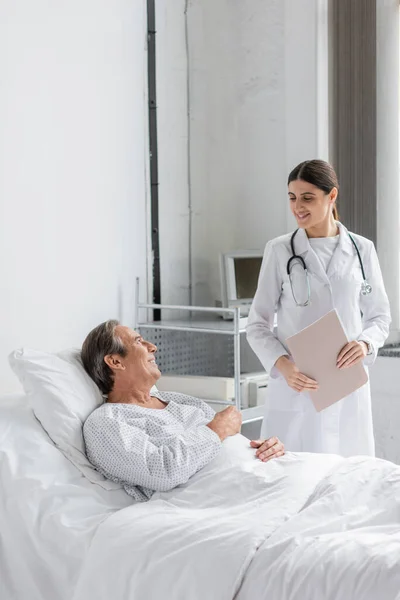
[361,281,372,296]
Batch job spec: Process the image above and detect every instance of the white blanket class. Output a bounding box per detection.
[73,435,400,600]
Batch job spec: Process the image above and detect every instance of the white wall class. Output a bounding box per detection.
[0,0,149,393]
[283,0,330,227]
[157,0,329,307]
[376,0,400,335]
[156,0,191,307]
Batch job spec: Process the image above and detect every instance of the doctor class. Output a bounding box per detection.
[246,159,391,457]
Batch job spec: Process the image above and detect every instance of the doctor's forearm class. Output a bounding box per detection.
[275,355,291,373]
[246,324,288,374]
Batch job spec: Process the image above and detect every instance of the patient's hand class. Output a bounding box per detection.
[207,406,242,441]
[250,437,285,462]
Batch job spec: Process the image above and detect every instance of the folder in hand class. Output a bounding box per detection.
[286,309,369,412]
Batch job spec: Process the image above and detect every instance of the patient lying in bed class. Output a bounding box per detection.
[81,320,284,502]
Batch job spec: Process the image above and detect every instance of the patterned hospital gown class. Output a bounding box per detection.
[83,391,222,502]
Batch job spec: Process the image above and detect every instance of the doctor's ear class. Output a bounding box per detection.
[329,186,339,202]
[104,354,125,371]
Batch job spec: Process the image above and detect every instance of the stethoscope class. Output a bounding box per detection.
[287,229,372,307]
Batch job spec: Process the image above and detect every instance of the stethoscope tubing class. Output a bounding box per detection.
[287,228,371,306]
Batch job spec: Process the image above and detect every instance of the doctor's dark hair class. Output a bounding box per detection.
[288,159,340,220]
[81,319,127,395]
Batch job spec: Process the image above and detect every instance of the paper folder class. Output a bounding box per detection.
[286,309,368,412]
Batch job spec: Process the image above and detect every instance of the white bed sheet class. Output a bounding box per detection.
[2,395,400,600]
[73,435,400,600]
[0,394,132,600]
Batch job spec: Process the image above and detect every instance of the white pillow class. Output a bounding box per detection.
[9,347,158,489]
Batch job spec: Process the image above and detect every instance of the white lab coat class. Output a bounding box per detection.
[246,222,391,456]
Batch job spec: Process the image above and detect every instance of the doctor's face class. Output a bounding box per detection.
[288,179,336,229]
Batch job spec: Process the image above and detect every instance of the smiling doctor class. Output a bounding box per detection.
[247,159,391,456]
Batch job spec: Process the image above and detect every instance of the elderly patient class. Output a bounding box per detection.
[82,320,284,502]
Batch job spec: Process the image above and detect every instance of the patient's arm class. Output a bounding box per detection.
[156,391,216,420]
[153,393,242,441]
[84,415,222,493]
[207,406,242,441]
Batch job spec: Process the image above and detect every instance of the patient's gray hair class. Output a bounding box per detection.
[81,319,127,395]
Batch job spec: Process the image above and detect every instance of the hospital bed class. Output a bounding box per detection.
[1,348,400,600]
[0,393,131,600]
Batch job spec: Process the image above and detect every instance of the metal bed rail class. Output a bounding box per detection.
[135,295,242,410]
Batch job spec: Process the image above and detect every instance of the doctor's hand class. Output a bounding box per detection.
[337,341,367,369]
[275,356,319,393]
[250,437,285,462]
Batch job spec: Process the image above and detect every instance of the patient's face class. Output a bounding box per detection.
[114,326,161,386]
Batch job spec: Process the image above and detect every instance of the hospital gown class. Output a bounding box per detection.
[83,391,221,502]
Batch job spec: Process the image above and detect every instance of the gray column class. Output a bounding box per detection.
[331,0,377,244]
